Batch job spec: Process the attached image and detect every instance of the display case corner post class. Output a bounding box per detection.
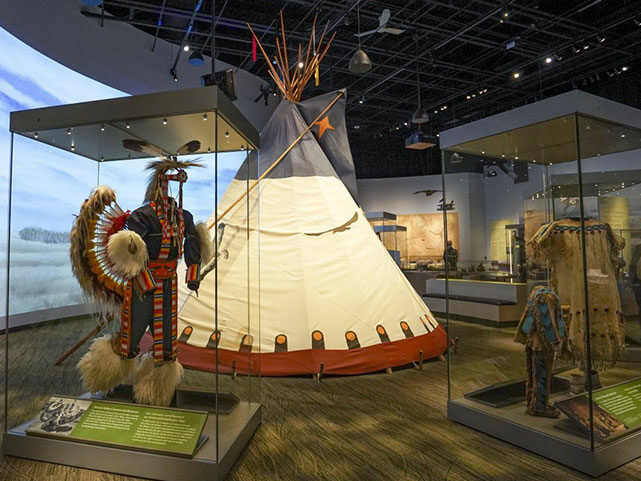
[440,149,452,399]
[3,132,14,434]
[213,109,220,465]
[573,112,595,451]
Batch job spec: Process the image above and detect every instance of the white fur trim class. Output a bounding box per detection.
[133,355,183,406]
[77,335,136,394]
[196,221,214,266]
[107,230,148,278]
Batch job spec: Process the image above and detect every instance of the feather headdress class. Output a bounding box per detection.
[120,139,202,203]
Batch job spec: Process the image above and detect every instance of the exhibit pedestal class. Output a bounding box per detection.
[448,400,641,477]
[3,401,261,481]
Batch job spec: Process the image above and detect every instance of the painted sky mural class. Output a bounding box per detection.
[0,26,246,315]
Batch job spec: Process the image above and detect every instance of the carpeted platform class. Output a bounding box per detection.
[1,315,641,481]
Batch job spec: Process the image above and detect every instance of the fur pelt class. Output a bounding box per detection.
[77,335,136,394]
[69,185,123,305]
[107,230,148,278]
[133,355,183,406]
[196,222,214,266]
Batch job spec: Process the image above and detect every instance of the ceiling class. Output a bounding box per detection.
[89,0,641,177]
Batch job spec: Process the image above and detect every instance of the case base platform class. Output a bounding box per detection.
[3,401,261,481]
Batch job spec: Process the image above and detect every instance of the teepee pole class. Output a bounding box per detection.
[208,90,344,228]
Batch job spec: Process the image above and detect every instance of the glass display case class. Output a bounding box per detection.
[2,86,261,481]
[440,90,641,476]
[366,211,408,267]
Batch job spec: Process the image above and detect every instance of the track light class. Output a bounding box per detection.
[170,68,178,82]
[100,124,105,132]
[298,61,304,68]
[597,35,606,43]
[634,17,641,27]
[358,96,364,104]
[622,66,629,72]
[202,113,208,121]
[545,56,553,64]
[162,117,168,125]
[125,122,130,129]
[67,128,72,135]
[183,45,190,52]
[512,72,520,79]
[572,46,581,54]
[34,132,38,139]
[225,131,230,138]
[583,44,589,50]
[554,53,563,61]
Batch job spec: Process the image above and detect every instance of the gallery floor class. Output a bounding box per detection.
[1,316,641,481]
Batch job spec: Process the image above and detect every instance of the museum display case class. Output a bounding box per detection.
[439,90,641,476]
[365,211,408,266]
[2,86,261,481]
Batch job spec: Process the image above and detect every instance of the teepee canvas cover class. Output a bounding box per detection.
[174,90,446,375]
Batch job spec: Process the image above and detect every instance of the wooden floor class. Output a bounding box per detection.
[2,316,641,481]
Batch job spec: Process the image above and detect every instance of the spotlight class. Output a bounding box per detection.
[395,125,400,130]
[466,95,471,100]
[34,132,38,139]
[188,50,204,67]
[170,68,178,82]
[545,56,553,64]
[554,53,563,61]
[597,35,606,43]
[67,128,72,135]
[512,72,520,79]
[634,17,641,27]
[622,66,629,71]
[202,113,208,121]
[70,145,75,152]
[354,125,360,130]
[163,118,168,125]
[502,8,509,18]
[583,44,589,50]
[225,131,230,138]
[358,96,364,104]
[572,46,581,54]
[100,124,105,132]
[125,122,130,129]
[183,45,190,52]
[403,121,408,126]
[298,61,304,69]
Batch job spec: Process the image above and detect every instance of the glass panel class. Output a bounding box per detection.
[577,114,641,447]
[443,114,595,449]
[5,132,99,431]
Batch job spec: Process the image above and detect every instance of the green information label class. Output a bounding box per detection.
[593,378,641,429]
[26,397,208,457]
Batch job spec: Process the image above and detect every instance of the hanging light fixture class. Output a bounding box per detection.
[188,49,204,66]
[411,37,429,124]
[349,0,372,74]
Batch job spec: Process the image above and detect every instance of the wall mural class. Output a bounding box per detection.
[396,213,459,261]
[0,27,245,317]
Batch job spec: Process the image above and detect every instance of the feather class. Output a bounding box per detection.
[107,230,148,278]
[144,156,203,203]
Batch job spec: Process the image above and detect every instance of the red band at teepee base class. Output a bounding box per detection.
[139,326,447,376]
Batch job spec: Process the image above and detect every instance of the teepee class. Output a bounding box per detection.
[171,15,446,375]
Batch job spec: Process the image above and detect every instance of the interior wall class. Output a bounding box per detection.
[357,173,486,262]
[0,0,277,131]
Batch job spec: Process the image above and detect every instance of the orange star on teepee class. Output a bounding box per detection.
[314,115,335,139]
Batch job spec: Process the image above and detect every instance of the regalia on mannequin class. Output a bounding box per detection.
[71,140,212,406]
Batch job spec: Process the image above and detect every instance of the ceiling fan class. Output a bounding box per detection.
[354,9,406,38]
